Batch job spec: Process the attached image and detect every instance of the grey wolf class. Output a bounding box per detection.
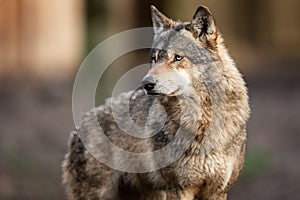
[62,5,249,200]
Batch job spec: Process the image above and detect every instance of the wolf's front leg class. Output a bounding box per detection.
[165,189,195,200]
[210,193,227,200]
[166,188,226,200]
[141,190,167,200]
[194,193,227,200]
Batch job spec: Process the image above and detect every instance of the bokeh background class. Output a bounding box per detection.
[0,0,300,199]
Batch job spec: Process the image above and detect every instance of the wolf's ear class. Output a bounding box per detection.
[190,6,217,44]
[150,5,173,34]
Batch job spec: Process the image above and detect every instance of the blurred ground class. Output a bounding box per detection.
[0,80,73,200]
[0,64,299,200]
[230,69,300,200]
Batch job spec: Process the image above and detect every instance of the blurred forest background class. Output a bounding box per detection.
[0,0,300,199]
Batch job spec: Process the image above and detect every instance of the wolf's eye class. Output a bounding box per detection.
[174,54,183,62]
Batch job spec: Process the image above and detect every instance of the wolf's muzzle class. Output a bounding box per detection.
[142,76,157,93]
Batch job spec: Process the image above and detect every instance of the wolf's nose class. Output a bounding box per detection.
[142,76,156,91]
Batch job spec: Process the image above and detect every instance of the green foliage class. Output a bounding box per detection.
[241,150,271,180]
[0,148,31,171]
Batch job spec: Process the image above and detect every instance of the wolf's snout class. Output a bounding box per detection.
[142,76,156,91]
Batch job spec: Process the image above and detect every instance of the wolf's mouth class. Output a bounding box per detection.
[145,87,181,96]
[146,91,161,96]
[170,88,180,95]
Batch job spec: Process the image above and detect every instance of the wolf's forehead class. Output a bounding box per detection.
[152,29,194,50]
[151,27,210,56]
[151,29,216,65]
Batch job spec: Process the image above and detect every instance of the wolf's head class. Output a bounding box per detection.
[142,5,229,98]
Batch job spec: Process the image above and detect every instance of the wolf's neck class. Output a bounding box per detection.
[158,94,206,133]
[151,95,203,151]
